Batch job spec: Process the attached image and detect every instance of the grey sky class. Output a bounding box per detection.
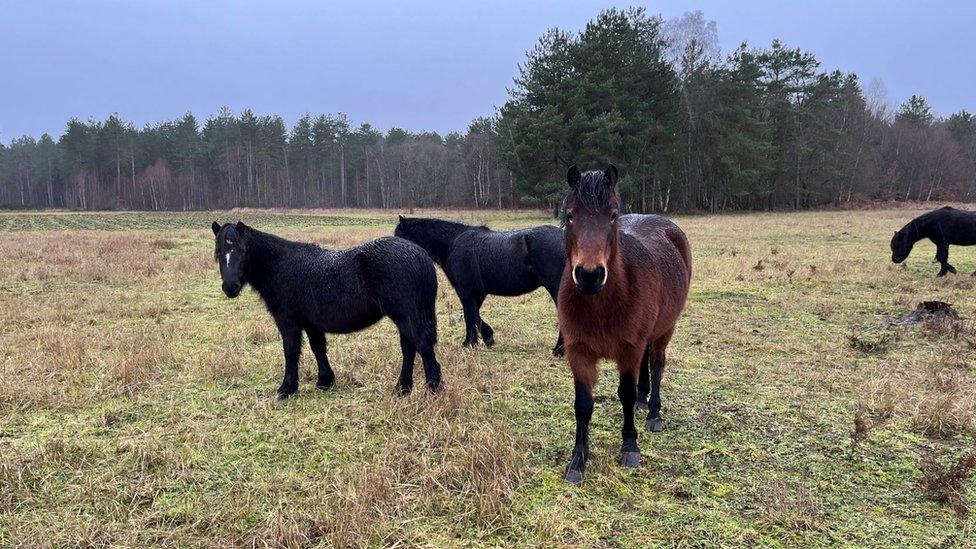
[1,0,973,140]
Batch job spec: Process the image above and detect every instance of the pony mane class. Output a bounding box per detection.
[400,217,480,238]
[562,170,615,226]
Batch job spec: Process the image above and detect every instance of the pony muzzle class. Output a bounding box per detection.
[222,281,242,298]
[573,264,607,294]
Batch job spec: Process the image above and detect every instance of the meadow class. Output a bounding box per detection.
[0,207,974,547]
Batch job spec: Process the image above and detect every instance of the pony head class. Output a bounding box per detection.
[211,221,250,298]
[562,164,619,295]
[890,228,914,264]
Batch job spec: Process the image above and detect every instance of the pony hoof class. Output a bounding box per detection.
[564,468,584,484]
[276,383,297,400]
[552,347,565,357]
[316,378,335,391]
[483,337,495,348]
[461,340,477,348]
[620,451,641,468]
[635,394,648,410]
[646,416,664,432]
[395,383,413,396]
[427,381,443,393]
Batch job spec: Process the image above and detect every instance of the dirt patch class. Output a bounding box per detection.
[886,301,959,328]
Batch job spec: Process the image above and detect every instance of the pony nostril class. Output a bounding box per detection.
[595,265,606,285]
[573,265,606,292]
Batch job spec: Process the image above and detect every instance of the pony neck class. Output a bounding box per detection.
[900,219,926,243]
[422,220,475,263]
[242,228,305,292]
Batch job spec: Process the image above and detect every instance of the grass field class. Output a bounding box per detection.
[1,207,974,547]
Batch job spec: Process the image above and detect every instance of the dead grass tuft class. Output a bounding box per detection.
[757,481,824,532]
[850,402,872,456]
[848,327,897,354]
[920,452,976,518]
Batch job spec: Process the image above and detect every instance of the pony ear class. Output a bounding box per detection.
[567,165,581,188]
[236,221,249,233]
[211,221,221,236]
[398,215,405,222]
[604,164,618,186]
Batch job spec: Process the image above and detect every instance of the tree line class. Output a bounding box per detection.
[2,8,974,212]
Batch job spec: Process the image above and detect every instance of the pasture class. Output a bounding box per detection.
[1,207,974,547]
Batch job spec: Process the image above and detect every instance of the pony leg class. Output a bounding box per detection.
[396,333,417,395]
[617,356,641,468]
[935,241,956,276]
[479,319,495,347]
[564,349,596,484]
[552,332,565,357]
[275,321,303,400]
[636,344,651,410]
[306,330,334,390]
[460,292,485,347]
[544,284,564,357]
[418,345,443,392]
[646,332,673,433]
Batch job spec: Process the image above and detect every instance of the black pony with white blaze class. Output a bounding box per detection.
[395,216,566,355]
[212,221,443,398]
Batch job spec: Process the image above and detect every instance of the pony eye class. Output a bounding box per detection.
[610,211,618,221]
[566,212,574,223]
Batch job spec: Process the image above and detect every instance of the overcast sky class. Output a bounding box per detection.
[1,0,973,140]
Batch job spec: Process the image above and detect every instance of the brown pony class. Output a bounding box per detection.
[557,165,692,484]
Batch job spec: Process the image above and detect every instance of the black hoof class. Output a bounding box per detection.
[646,416,664,433]
[564,467,584,484]
[552,346,565,358]
[276,383,298,400]
[395,383,413,396]
[462,340,477,348]
[426,380,443,393]
[483,337,495,348]
[316,378,335,391]
[620,451,641,468]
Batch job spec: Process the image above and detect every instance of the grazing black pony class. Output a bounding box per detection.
[211,221,442,399]
[395,216,566,355]
[891,206,976,276]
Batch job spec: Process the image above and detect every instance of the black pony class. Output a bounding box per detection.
[891,206,976,276]
[395,216,566,355]
[211,221,442,398]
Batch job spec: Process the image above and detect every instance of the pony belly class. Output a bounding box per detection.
[315,305,384,334]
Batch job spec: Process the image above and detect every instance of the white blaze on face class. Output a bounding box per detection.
[224,240,233,267]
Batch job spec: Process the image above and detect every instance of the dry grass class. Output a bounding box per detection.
[1,207,975,546]
[920,452,976,518]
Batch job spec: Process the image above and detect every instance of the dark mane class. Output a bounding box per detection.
[400,217,480,237]
[562,170,615,226]
[215,223,320,269]
[395,217,487,264]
